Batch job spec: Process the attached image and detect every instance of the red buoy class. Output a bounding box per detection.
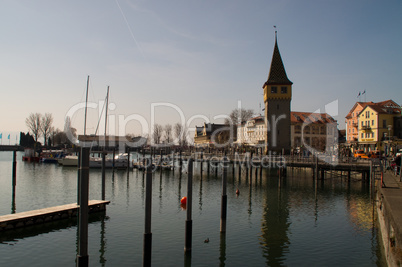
[236,189,240,195]
[181,196,187,205]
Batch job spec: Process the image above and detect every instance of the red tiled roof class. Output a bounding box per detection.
[291,111,336,124]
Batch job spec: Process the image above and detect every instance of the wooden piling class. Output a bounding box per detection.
[77,147,90,267]
[12,151,16,214]
[314,156,319,180]
[112,149,116,171]
[101,152,106,200]
[127,147,131,174]
[185,159,193,253]
[220,157,228,233]
[259,161,263,178]
[179,150,182,173]
[143,158,152,267]
[12,150,17,187]
[207,157,210,175]
[200,152,203,177]
[77,152,81,205]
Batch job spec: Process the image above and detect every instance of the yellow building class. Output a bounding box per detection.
[357,100,402,153]
[345,102,372,143]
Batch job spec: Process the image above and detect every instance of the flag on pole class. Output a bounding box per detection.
[362,90,366,95]
[357,92,361,98]
[0,133,2,139]
[8,134,10,139]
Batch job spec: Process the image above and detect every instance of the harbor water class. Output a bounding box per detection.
[0,151,385,266]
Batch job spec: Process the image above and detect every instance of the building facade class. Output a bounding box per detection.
[345,102,372,143]
[236,113,338,153]
[263,32,292,154]
[345,99,402,153]
[194,123,231,147]
[291,112,338,153]
[357,101,402,153]
[236,116,265,146]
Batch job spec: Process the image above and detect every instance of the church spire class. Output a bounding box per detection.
[263,31,292,87]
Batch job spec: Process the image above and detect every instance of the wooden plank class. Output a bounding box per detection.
[0,200,110,230]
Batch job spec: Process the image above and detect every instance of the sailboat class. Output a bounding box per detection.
[88,86,132,169]
[59,76,90,167]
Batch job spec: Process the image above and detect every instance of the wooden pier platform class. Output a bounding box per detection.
[0,200,110,231]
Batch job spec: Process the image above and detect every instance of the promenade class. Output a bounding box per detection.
[377,170,402,266]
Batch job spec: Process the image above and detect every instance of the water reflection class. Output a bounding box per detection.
[0,152,383,266]
[99,216,107,266]
[259,176,290,266]
[219,233,226,267]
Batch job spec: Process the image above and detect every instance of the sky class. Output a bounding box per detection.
[1,0,402,142]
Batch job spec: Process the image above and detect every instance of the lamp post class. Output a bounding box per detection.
[388,125,392,156]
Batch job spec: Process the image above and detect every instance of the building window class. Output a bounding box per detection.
[383,120,386,128]
[271,87,277,93]
[372,120,374,126]
[361,121,364,127]
[361,133,364,138]
[281,87,287,94]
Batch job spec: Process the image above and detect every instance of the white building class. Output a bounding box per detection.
[236,116,266,146]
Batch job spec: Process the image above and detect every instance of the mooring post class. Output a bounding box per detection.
[127,147,131,174]
[11,150,17,214]
[200,151,203,177]
[249,152,253,181]
[207,157,210,175]
[77,151,81,205]
[220,156,228,233]
[143,158,153,267]
[185,158,193,253]
[315,156,319,180]
[179,150,183,173]
[112,149,116,171]
[102,151,106,200]
[12,150,17,187]
[77,147,90,267]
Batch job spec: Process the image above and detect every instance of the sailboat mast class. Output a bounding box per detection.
[83,75,90,136]
[104,86,109,141]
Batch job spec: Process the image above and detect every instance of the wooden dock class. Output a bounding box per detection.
[0,200,110,231]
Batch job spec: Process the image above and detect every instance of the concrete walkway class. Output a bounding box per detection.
[377,170,402,266]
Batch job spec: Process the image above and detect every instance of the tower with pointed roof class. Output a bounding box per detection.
[263,32,292,153]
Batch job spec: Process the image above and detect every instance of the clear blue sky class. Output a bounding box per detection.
[1,0,401,138]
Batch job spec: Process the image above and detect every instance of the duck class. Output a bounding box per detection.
[204,238,209,243]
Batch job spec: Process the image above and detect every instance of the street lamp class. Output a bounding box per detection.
[388,125,392,156]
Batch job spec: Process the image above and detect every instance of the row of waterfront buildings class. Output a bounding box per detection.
[194,32,402,155]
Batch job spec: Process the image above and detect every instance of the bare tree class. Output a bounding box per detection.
[224,108,254,141]
[25,113,42,145]
[41,113,53,146]
[152,124,164,145]
[164,124,173,144]
[224,108,254,125]
[174,123,188,147]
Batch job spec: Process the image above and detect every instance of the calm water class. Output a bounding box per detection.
[0,151,385,266]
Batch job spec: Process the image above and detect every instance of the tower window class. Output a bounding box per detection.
[281,87,287,94]
[271,87,277,93]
